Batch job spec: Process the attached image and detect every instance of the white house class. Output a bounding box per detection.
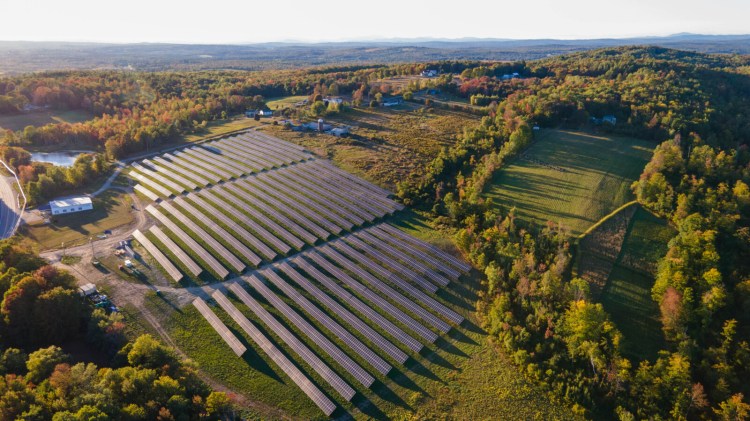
[421,69,438,77]
[50,196,93,215]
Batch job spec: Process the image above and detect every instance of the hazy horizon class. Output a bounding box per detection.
[1,0,747,44]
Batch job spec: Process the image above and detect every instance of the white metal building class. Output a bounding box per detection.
[50,196,93,215]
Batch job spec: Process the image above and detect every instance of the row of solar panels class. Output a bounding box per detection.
[190,223,470,416]
[131,132,309,198]
[134,159,402,281]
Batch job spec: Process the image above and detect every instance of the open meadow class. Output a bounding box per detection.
[485,129,654,235]
[264,106,479,189]
[0,109,93,131]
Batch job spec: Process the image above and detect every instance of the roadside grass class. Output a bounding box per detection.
[60,255,82,265]
[263,106,478,190]
[20,190,134,250]
[144,211,573,420]
[266,95,308,110]
[485,129,654,235]
[0,109,94,131]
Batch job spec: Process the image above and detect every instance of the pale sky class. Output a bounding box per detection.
[0,0,747,43]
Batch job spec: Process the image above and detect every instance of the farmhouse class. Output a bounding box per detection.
[50,196,93,215]
[245,109,274,118]
[382,96,403,107]
[421,69,438,77]
[324,97,343,106]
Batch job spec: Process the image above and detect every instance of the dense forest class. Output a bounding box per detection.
[0,238,232,419]
[397,47,750,419]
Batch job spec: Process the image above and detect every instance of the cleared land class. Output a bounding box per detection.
[265,95,308,110]
[21,190,134,250]
[264,107,478,189]
[0,109,93,131]
[146,213,573,420]
[486,129,654,235]
[600,206,675,361]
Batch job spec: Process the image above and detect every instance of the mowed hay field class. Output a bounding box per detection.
[0,109,93,131]
[486,130,654,235]
[265,107,478,190]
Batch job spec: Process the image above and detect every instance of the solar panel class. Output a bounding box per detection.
[228,282,356,401]
[258,171,354,230]
[193,145,258,175]
[222,183,317,245]
[367,226,461,280]
[145,205,229,279]
[248,271,375,387]
[134,184,160,202]
[237,177,330,239]
[211,290,336,416]
[248,131,309,155]
[309,248,437,343]
[130,170,173,197]
[241,176,341,237]
[327,240,455,331]
[166,152,222,183]
[231,135,302,163]
[199,189,294,254]
[179,148,235,180]
[141,159,198,190]
[286,164,387,219]
[159,202,246,273]
[149,226,202,277]
[238,132,309,160]
[276,261,400,369]
[132,162,187,194]
[343,234,438,293]
[132,229,183,282]
[292,162,397,215]
[187,194,277,261]
[356,230,452,287]
[173,197,262,267]
[154,156,210,187]
[272,168,372,224]
[217,138,281,168]
[380,224,472,272]
[193,297,247,356]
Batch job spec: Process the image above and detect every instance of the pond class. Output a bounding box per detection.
[30,151,90,167]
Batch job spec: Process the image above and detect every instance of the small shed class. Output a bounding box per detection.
[79,283,97,297]
[50,196,93,216]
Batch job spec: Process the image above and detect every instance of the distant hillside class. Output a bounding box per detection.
[1,34,749,74]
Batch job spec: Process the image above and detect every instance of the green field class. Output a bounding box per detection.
[21,190,134,250]
[0,109,93,131]
[266,95,308,110]
[601,264,664,361]
[486,130,654,235]
[597,206,674,361]
[143,213,573,420]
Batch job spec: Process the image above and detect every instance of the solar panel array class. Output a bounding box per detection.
[128,132,474,416]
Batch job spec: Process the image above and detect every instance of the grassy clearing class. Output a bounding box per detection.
[145,211,572,420]
[601,265,664,361]
[264,106,478,190]
[266,95,308,110]
[619,206,676,276]
[21,190,134,250]
[0,109,94,131]
[486,129,654,235]
[180,116,266,143]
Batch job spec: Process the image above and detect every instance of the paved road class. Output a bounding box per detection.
[0,175,21,239]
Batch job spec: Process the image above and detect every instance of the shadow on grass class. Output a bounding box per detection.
[434,336,469,358]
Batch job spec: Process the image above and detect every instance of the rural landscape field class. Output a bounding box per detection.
[0,2,748,420]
